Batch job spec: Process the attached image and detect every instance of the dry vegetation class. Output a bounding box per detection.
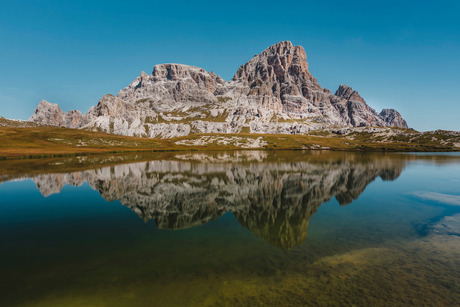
[0,116,39,128]
[0,125,458,160]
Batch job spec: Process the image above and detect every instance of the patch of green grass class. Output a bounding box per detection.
[144,116,157,124]
[276,116,299,123]
[164,105,230,123]
[202,111,229,122]
[308,130,331,136]
[135,98,149,104]
[217,96,232,103]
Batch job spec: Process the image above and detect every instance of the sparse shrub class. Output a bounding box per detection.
[217,96,232,103]
[240,127,250,133]
[135,98,149,104]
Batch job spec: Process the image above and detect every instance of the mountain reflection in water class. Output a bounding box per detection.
[29,151,405,249]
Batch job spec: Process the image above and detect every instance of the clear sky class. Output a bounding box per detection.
[0,0,459,131]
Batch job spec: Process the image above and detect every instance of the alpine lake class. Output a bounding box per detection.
[1,150,459,306]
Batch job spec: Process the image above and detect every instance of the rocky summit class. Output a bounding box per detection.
[29,41,408,138]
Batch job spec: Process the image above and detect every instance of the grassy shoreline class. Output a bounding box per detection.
[0,126,458,160]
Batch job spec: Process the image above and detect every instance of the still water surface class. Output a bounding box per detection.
[0,151,459,306]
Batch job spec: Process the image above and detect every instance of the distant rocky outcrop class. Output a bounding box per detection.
[380,108,408,128]
[30,100,82,128]
[27,152,404,249]
[29,41,408,138]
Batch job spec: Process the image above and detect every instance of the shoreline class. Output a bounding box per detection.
[1,126,458,160]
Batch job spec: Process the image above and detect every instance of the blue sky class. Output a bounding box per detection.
[0,0,459,131]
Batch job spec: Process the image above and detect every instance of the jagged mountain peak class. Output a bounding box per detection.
[232,40,311,82]
[29,41,409,137]
[29,100,64,125]
[153,63,207,78]
[140,71,149,78]
[34,99,62,112]
[266,40,293,50]
[29,99,82,128]
[117,63,224,105]
[258,41,300,58]
[335,84,366,103]
[152,63,224,83]
[380,108,408,128]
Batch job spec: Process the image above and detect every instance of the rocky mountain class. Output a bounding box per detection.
[29,100,82,128]
[29,41,408,138]
[27,152,404,249]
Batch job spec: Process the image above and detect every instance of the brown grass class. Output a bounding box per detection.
[0,126,457,160]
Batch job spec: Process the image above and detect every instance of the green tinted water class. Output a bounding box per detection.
[0,151,459,306]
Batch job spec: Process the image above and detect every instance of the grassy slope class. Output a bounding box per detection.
[0,126,458,160]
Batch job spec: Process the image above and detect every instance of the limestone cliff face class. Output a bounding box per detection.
[335,84,366,103]
[29,100,82,128]
[380,108,408,128]
[28,153,404,249]
[227,41,321,113]
[117,65,225,105]
[29,41,408,137]
[29,100,64,126]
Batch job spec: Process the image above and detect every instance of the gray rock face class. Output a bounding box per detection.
[335,84,366,103]
[227,41,320,113]
[29,100,65,126]
[380,108,408,128]
[29,41,409,138]
[29,100,83,128]
[117,65,224,105]
[334,84,398,127]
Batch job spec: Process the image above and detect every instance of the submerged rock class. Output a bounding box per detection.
[429,214,460,236]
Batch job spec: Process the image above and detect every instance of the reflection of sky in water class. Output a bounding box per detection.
[0,152,459,305]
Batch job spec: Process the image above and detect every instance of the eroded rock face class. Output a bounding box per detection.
[227,41,320,113]
[117,65,225,105]
[29,41,409,137]
[29,100,83,128]
[28,152,404,249]
[335,84,366,103]
[380,109,408,128]
[29,100,65,126]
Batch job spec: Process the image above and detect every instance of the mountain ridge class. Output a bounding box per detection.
[29,41,408,138]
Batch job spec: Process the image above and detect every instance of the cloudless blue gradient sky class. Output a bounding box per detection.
[0,0,459,131]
